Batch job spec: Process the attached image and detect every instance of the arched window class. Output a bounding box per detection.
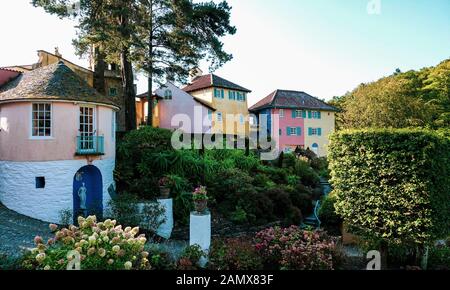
[312,143,319,155]
[164,89,172,100]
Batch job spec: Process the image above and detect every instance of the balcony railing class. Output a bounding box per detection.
[76,135,105,155]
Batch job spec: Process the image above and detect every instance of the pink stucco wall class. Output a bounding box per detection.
[272,108,305,150]
[0,70,20,87]
[156,82,212,134]
[0,101,116,161]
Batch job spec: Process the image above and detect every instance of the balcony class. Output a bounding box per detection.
[76,135,105,155]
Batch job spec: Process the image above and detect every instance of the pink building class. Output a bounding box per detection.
[249,90,338,156]
[139,81,215,134]
[0,62,119,223]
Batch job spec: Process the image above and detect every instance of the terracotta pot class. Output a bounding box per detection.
[194,199,208,214]
[159,186,171,199]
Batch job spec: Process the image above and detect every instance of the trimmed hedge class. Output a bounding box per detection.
[328,129,450,245]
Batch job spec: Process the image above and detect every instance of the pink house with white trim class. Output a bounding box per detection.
[0,62,119,223]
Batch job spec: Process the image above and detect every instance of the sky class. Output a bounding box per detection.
[0,0,449,106]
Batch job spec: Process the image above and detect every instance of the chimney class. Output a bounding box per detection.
[54,47,62,58]
[189,67,203,83]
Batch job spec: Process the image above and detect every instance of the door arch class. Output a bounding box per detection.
[73,165,103,223]
[311,143,319,155]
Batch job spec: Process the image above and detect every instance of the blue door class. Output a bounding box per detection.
[73,165,103,223]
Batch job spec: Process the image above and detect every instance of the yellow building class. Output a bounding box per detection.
[3,49,126,132]
[183,70,251,136]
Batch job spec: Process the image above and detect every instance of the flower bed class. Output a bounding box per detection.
[254,226,339,270]
[21,216,151,270]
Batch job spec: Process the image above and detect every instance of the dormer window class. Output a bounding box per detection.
[164,89,172,100]
[109,87,118,96]
[31,103,52,138]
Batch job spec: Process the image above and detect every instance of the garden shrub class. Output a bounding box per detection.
[329,129,450,249]
[429,244,450,270]
[318,194,342,230]
[294,159,320,186]
[208,238,263,270]
[289,191,313,217]
[177,244,205,270]
[254,226,339,270]
[21,216,151,270]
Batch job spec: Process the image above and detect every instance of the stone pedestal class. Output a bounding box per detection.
[157,198,173,239]
[189,212,211,267]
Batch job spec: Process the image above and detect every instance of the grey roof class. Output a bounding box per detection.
[183,74,251,93]
[0,62,119,108]
[249,89,338,112]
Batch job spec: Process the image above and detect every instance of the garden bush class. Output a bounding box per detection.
[329,128,450,266]
[176,244,206,270]
[254,226,339,270]
[318,193,342,229]
[208,238,263,270]
[429,243,450,270]
[21,216,151,270]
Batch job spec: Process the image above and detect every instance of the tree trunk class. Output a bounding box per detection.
[93,46,106,95]
[121,49,137,132]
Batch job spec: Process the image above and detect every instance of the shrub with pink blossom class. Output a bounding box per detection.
[254,226,339,270]
[22,216,152,270]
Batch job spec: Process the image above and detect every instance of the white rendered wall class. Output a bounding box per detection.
[0,158,115,223]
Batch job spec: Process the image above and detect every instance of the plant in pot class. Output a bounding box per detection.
[193,186,208,215]
[158,176,172,199]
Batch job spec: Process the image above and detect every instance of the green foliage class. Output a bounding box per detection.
[335,59,450,130]
[177,245,206,270]
[116,126,323,226]
[329,128,450,246]
[429,244,450,270]
[21,216,151,270]
[318,194,342,228]
[208,238,263,270]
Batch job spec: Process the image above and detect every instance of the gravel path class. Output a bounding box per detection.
[0,204,52,258]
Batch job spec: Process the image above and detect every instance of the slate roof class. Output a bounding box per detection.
[249,90,338,112]
[0,61,119,108]
[183,74,251,93]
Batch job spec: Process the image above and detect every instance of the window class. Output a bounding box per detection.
[31,103,52,138]
[295,110,303,118]
[164,89,172,100]
[217,112,223,122]
[79,106,96,150]
[208,110,213,121]
[228,91,236,100]
[312,111,321,119]
[279,129,282,136]
[236,92,245,101]
[239,114,245,124]
[311,143,319,155]
[214,88,224,99]
[308,128,322,136]
[35,177,45,189]
[109,87,118,97]
[287,127,301,136]
[279,109,285,118]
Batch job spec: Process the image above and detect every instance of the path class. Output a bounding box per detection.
[0,204,51,258]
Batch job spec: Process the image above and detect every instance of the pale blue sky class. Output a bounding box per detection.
[0,0,449,105]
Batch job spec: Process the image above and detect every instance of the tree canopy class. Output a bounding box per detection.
[331,59,450,130]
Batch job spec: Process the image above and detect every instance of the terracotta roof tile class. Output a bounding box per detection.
[0,62,119,108]
[183,74,251,93]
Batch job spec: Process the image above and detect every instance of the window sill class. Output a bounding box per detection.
[29,137,55,140]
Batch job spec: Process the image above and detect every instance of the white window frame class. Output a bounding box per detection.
[288,127,297,136]
[295,110,303,119]
[78,105,97,144]
[311,128,318,135]
[30,102,53,140]
[312,111,320,119]
[279,109,284,118]
[239,114,245,124]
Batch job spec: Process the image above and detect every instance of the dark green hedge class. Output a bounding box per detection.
[328,129,450,245]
